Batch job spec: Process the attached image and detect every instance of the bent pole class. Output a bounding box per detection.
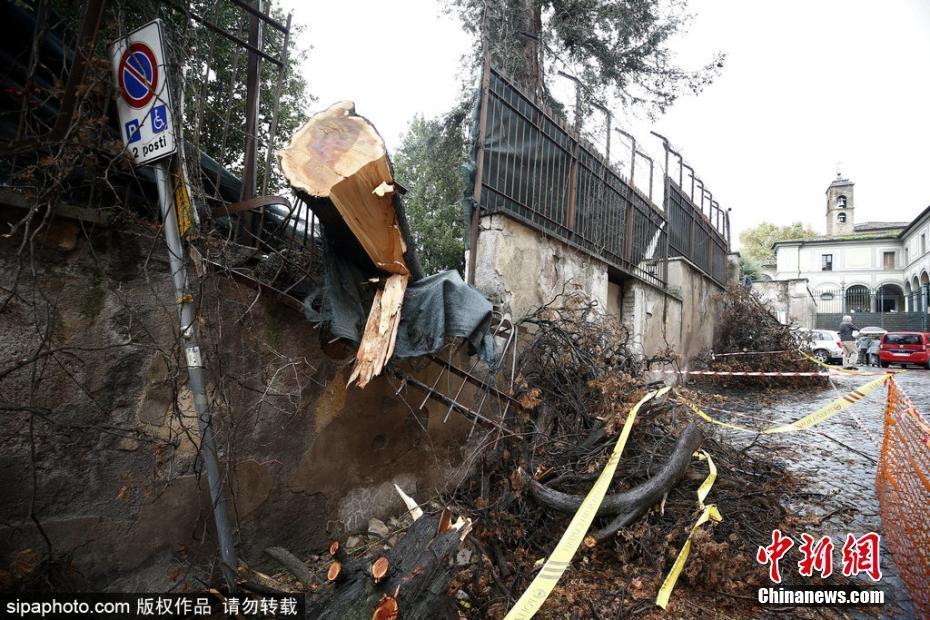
[154,161,238,592]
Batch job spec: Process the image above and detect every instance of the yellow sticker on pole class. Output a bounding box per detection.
[674,373,890,434]
[503,387,671,620]
[174,159,195,237]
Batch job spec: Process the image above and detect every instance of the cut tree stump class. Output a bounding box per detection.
[308,513,471,620]
[278,101,419,387]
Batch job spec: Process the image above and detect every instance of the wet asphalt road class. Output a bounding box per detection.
[702,366,929,618]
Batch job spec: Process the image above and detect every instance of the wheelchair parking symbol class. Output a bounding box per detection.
[151,104,168,134]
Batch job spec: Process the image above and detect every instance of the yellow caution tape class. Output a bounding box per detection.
[655,504,723,609]
[504,387,671,620]
[674,373,891,434]
[656,450,721,609]
[798,349,903,377]
[693,450,716,511]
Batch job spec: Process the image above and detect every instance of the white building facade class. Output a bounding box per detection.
[771,175,928,318]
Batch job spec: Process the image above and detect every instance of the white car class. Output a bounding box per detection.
[798,329,844,364]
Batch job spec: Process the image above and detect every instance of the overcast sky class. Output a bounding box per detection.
[283,0,930,248]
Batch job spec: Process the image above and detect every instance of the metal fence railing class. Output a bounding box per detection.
[665,180,729,287]
[473,66,668,289]
[812,285,910,315]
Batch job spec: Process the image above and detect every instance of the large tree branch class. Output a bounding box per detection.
[524,422,704,519]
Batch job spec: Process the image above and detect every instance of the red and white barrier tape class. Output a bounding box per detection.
[661,369,830,377]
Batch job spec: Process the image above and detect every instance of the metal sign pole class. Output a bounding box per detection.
[154,161,238,592]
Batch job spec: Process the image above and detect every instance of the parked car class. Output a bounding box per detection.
[878,332,930,369]
[797,328,844,364]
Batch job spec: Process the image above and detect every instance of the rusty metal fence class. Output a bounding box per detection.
[473,66,668,289]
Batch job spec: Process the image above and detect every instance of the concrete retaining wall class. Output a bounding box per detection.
[472,214,727,364]
[469,214,608,319]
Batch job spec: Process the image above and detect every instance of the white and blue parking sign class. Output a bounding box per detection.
[109,20,176,165]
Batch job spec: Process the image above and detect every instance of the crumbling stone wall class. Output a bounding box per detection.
[473,214,726,364]
[471,214,609,319]
[0,211,475,591]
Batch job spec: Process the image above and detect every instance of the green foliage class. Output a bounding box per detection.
[165,1,313,194]
[393,114,468,275]
[739,255,761,282]
[738,222,818,264]
[48,0,312,194]
[445,0,724,115]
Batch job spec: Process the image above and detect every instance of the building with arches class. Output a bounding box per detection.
[762,174,929,328]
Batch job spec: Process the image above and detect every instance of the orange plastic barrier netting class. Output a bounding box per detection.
[876,378,930,616]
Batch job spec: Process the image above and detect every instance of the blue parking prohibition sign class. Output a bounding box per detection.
[118,42,158,108]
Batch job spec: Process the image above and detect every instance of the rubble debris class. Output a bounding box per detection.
[367,518,391,540]
[433,293,802,617]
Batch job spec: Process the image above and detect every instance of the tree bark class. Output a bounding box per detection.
[525,422,704,523]
[263,546,315,587]
[308,514,471,620]
[509,0,543,98]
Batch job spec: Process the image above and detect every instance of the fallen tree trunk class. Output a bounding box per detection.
[308,512,472,620]
[278,101,420,387]
[525,422,704,540]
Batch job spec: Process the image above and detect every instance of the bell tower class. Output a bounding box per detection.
[826,173,854,236]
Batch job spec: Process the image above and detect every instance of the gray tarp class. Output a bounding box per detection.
[303,253,496,365]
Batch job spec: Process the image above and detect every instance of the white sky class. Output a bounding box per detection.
[283,0,930,248]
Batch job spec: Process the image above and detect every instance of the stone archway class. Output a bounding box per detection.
[844,284,870,314]
[876,283,904,313]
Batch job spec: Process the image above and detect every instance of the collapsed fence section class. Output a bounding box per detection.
[472,66,668,289]
[876,379,930,617]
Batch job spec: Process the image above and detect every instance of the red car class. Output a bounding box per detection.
[878,332,930,368]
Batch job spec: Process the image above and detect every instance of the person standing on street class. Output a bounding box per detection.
[838,315,860,369]
[857,334,870,365]
[868,337,880,366]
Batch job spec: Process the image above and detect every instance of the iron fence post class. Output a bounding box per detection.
[466,52,491,286]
